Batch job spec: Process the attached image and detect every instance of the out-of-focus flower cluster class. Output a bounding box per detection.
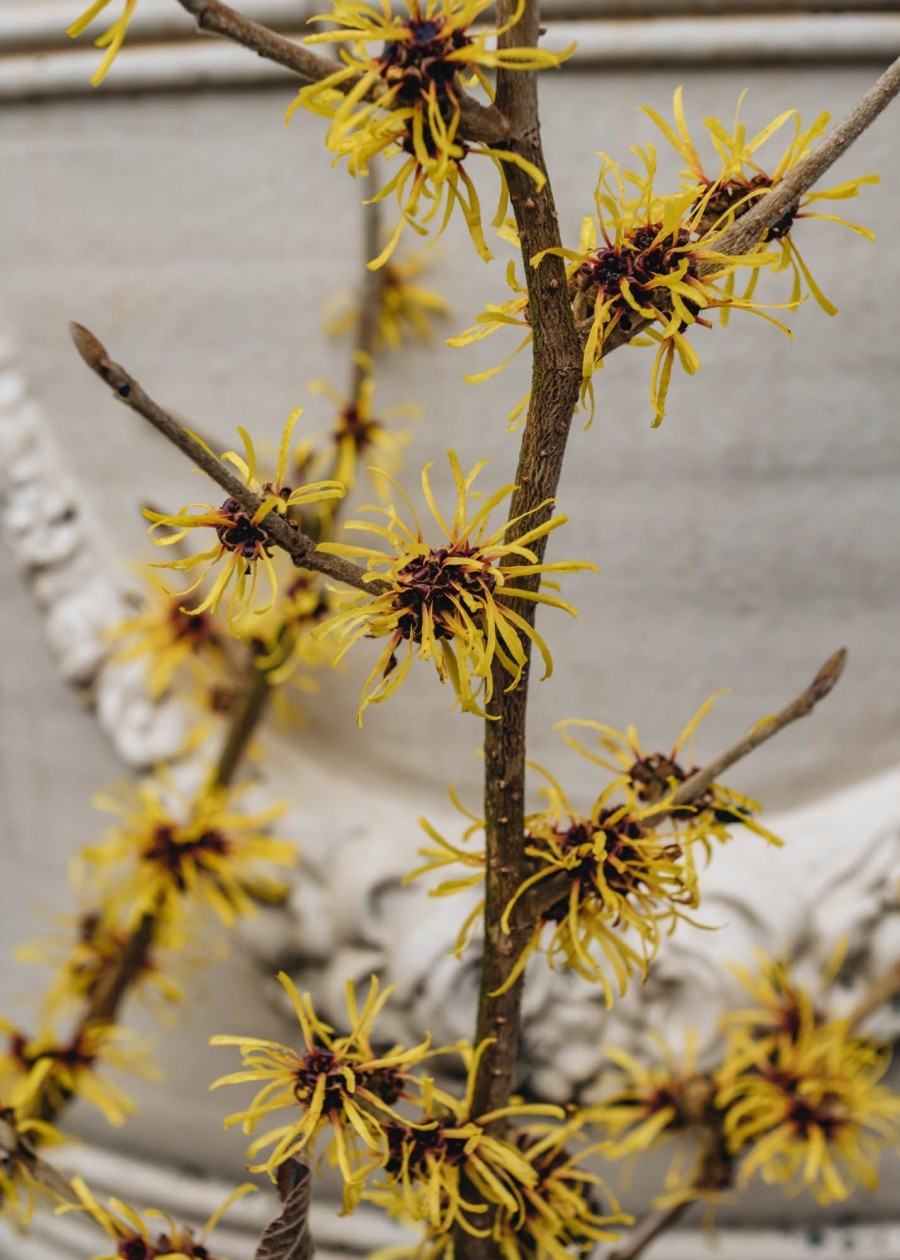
[587,951,900,1209]
[116,351,427,730]
[0,769,296,1171]
[59,1176,255,1260]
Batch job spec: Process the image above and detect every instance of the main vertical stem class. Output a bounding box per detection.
[469,2,583,1126]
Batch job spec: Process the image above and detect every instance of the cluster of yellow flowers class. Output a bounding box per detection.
[588,952,900,1207]
[82,776,296,946]
[211,973,630,1255]
[0,770,297,1164]
[113,343,434,720]
[135,394,590,721]
[60,1176,255,1260]
[413,699,781,998]
[1,158,452,1259]
[290,0,571,266]
[68,1,876,429]
[453,93,875,424]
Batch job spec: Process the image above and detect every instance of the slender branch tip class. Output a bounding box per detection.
[70,321,108,373]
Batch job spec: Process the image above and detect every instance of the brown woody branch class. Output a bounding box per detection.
[173,0,510,147]
[350,169,383,402]
[469,0,584,1140]
[69,323,381,596]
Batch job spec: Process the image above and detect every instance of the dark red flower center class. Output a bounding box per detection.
[293,1049,355,1114]
[143,825,229,890]
[392,543,496,643]
[382,1122,469,1177]
[337,404,380,452]
[697,173,795,240]
[536,809,682,923]
[168,600,217,643]
[378,18,471,105]
[215,498,271,561]
[575,223,698,327]
[119,1239,154,1260]
[358,1063,407,1106]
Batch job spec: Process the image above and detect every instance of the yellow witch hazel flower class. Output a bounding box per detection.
[558,692,783,849]
[68,1,137,86]
[721,942,850,1056]
[411,761,711,1004]
[498,768,708,1005]
[0,1108,67,1225]
[232,569,333,699]
[0,1020,159,1127]
[309,360,418,494]
[586,1033,729,1206]
[318,452,594,721]
[489,1122,630,1258]
[59,1175,255,1260]
[292,0,572,266]
[541,145,793,424]
[210,972,432,1193]
[717,1016,900,1204]
[144,410,344,625]
[454,144,788,425]
[110,571,232,701]
[365,1039,566,1240]
[325,249,451,350]
[82,775,296,948]
[406,786,487,957]
[644,87,879,315]
[16,907,183,1022]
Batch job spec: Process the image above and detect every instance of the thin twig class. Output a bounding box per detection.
[848,959,900,1032]
[212,664,272,790]
[173,0,509,147]
[69,323,380,596]
[608,1201,690,1260]
[349,169,384,402]
[670,647,847,810]
[0,1114,80,1207]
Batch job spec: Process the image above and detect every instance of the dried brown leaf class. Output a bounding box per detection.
[253,1158,314,1260]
